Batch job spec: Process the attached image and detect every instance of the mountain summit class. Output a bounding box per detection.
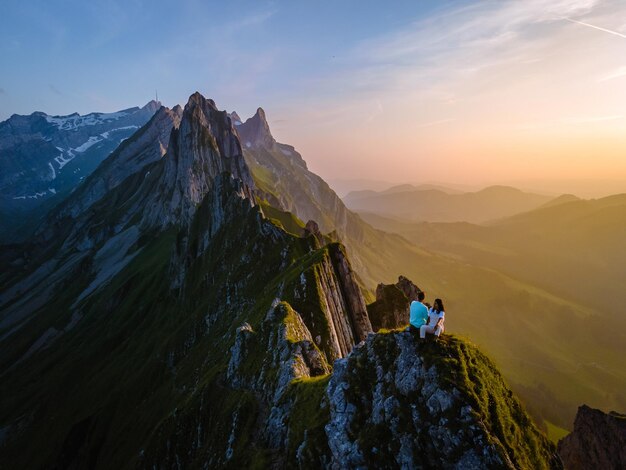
[236,107,276,149]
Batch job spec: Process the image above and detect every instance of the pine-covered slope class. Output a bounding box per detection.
[0,92,560,469]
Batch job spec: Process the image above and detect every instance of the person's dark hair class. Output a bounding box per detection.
[433,298,445,313]
[417,291,425,302]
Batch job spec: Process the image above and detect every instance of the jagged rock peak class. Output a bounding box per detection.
[186,91,217,111]
[237,105,276,149]
[255,106,267,120]
[558,405,626,470]
[159,92,256,225]
[141,99,162,112]
[229,111,242,125]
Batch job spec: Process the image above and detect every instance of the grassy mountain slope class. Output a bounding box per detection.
[359,197,626,428]
[0,179,361,468]
[239,121,623,431]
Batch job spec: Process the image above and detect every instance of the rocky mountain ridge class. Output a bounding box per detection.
[0,92,560,469]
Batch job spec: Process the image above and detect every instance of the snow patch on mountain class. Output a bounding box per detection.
[74,136,101,153]
[13,191,48,200]
[45,110,130,131]
[100,125,139,139]
[55,151,74,170]
[52,126,141,170]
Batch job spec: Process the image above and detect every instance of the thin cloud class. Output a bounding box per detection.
[598,66,626,82]
[365,99,384,123]
[0,87,5,95]
[563,17,626,38]
[49,84,63,96]
[561,115,623,124]
[416,118,457,129]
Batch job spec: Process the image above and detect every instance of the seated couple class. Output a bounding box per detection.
[409,292,445,339]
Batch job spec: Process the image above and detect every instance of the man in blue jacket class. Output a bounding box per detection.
[409,291,429,334]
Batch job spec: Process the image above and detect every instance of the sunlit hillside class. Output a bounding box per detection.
[357,195,626,431]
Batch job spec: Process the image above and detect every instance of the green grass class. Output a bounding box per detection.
[1,189,339,468]
[544,420,569,444]
[283,375,331,466]
[259,200,305,236]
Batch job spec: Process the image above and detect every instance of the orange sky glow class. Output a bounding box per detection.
[265,0,626,196]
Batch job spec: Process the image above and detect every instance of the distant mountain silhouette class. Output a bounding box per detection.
[360,194,626,431]
[343,184,551,223]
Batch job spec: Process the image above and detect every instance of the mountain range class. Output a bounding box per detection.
[0,100,160,242]
[343,184,553,224]
[3,93,623,436]
[0,92,565,468]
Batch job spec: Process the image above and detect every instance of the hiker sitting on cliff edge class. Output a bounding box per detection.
[420,298,445,339]
[409,291,429,334]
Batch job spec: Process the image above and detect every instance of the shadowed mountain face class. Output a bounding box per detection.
[0,93,559,469]
[343,185,552,224]
[0,101,161,242]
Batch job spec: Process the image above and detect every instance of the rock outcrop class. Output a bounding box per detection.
[558,405,626,470]
[367,276,423,331]
[396,275,422,302]
[289,242,372,361]
[324,332,561,469]
[224,312,560,469]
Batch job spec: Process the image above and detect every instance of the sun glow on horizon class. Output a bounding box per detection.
[266,0,626,193]
[1,0,625,195]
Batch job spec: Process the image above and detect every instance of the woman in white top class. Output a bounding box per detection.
[420,298,445,339]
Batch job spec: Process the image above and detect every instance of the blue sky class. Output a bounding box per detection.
[2,0,625,194]
[0,0,458,119]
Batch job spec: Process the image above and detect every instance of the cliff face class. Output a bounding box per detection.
[48,105,183,224]
[160,93,255,227]
[558,405,626,470]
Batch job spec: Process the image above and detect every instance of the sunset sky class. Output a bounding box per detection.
[1,0,625,195]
